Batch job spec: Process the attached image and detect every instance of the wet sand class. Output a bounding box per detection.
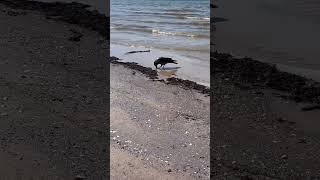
[213,0,320,81]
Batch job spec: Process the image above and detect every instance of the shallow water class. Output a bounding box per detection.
[111,44,210,87]
[213,0,320,81]
[111,0,210,85]
[111,0,209,58]
[38,0,210,85]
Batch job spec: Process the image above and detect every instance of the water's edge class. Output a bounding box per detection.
[3,0,320,101]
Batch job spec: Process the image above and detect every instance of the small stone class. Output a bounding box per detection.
[167,169,172,172]
[3,97,8,101]
[281,154,288,159]
[1,113,8,116]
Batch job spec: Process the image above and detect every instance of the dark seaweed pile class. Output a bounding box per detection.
[212,51,320,103]
[0,0,109,38]
[110,57,210,94]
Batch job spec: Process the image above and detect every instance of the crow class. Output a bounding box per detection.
[154,57,178,69]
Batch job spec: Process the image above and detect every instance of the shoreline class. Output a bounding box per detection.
[110,43,210,87]
[2,0,320,179]
[212,51,320,104]
[4,0,319,102]
[110,56,210,94]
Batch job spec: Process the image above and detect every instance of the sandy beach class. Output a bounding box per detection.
[1,0,320,179]
[0,0,209,179]
[0,1,108,179]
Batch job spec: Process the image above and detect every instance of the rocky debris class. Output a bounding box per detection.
[212,51,320,103]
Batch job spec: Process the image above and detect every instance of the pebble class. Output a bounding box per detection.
[281,154,288,159]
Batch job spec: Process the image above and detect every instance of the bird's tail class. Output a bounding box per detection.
[173,60,178,64]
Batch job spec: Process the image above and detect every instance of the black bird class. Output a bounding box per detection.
[154,57,178,69]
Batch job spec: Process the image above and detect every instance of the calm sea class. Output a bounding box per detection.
[111,0,210,85]
[111,0,209,58]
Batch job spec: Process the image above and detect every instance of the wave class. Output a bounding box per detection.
[185,16,210,21]
[110,21,210,38]
[111,25,208,39]
[112,19,209,28]
[151,29,208,38]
